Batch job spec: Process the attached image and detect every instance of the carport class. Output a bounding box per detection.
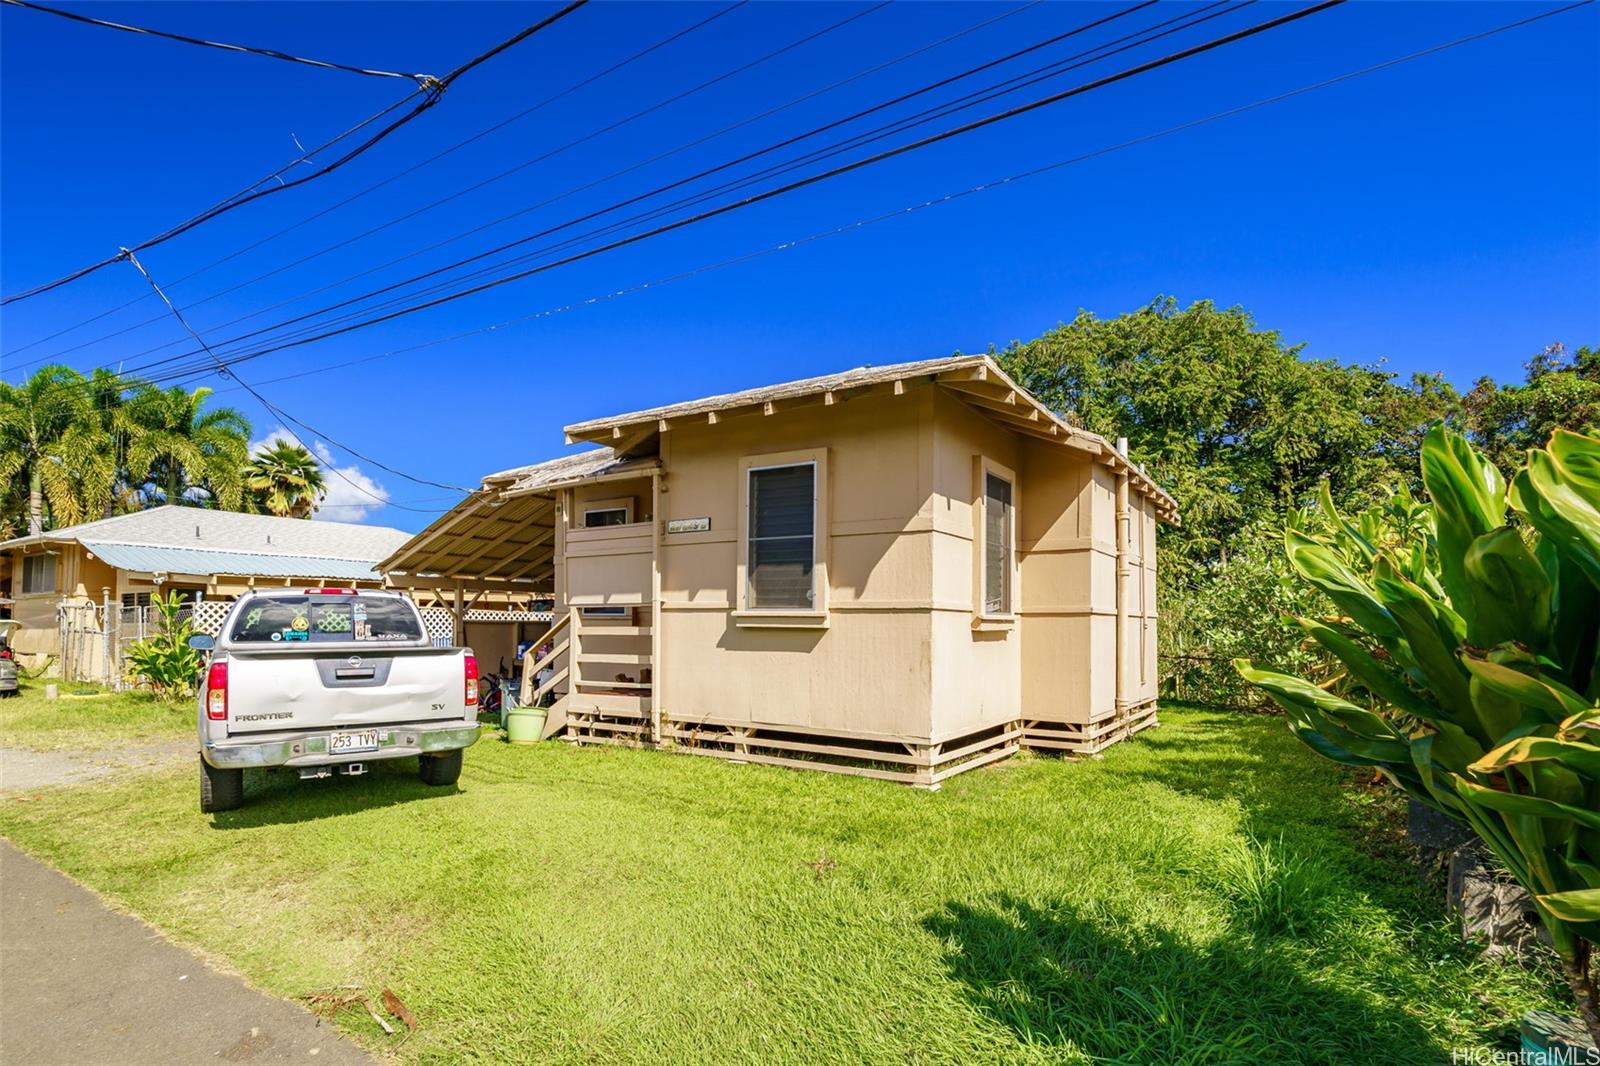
[379,450,656,674]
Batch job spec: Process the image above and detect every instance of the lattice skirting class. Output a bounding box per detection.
[1022,700,1159,756]
[659,717,1020,789]
[564,697,651,747]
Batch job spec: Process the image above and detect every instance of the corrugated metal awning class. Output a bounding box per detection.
[80,541,383,582]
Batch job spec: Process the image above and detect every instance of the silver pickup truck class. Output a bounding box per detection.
[191,589,480,813]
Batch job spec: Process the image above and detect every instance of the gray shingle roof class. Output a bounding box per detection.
[0,506,409,563]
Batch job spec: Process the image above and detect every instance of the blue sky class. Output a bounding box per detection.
[2,1,1596,531]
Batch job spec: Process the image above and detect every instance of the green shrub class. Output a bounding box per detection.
[123,591,202,700]
[1236,427,1600,1040]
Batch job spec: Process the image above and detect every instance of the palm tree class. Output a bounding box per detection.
[122,384,251,510]
[245,440,326,518]
[0,366,115,535]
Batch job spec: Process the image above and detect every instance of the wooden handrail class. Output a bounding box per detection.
[521,608,574,704]
[531,665,569,705]
[530,637,570,671]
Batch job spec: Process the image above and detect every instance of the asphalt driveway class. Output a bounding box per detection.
[0,839,373,1065]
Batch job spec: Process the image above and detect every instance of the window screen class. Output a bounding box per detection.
[22,555,55,594]
[583,507,628,527]
[747,463,815,609]
[229,596,423,643]
[983,472,1013,615]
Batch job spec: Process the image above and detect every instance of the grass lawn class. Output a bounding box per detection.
[0,680,191,751]
[0,705,1566,1063]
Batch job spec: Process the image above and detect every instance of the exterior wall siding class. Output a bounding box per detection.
[927,392,1022,741]
[652,388,938,740]
[543,378,1164,763]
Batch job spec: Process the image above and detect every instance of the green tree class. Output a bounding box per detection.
[0,365,115,535]
[245,440,326,519]
[1463,343,1600,475]
[994,297,1458,571]
[122,384,251,510]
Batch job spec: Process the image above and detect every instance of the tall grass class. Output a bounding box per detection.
[1212,833,1333,937]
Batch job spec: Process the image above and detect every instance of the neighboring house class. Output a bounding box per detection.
[384,354,1177,787]
[0,506,411,669]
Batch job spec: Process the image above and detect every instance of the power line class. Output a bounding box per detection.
[29,0,1580,410]
[27,0,1058,383]
[0,0,437,83]
[99,0,1216,380]
[5,0,885,371]
[192,0,1595,405]
[2,0,754,365]
[76,0,1346,392]
[120,250,473,508]
[0,0,591,307]
[117,0,1264,380]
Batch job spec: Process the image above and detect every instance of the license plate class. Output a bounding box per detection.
[329,730,381,755]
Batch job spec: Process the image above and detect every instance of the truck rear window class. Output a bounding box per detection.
[228,597,423,643]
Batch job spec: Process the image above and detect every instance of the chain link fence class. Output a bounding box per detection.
[54,597,231,688]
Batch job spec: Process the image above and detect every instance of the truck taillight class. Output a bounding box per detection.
[206,661,228,720]
[464,654,479,708]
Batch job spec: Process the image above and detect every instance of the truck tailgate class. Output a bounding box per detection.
[224,647,463,734]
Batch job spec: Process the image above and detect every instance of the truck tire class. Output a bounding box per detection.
[200,757,245,813]
[419,749,463,787]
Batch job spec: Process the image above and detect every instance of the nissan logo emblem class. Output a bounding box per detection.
[347,656,362,668]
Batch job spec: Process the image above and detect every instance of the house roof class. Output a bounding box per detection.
[562,353,1177,518]
[77,542,389,582]
[0,506,410,581]
[379,354,1183,591]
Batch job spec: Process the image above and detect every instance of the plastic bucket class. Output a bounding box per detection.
[505,706,547,745]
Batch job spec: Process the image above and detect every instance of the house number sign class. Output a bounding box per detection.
[666,517,711,534]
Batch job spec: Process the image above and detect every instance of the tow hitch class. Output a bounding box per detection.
[297,763,367,780]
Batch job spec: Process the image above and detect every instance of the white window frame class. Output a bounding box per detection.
[581,496,634,528]
[21,553,57,595]
[735,448,829,627]
[972,456,1018,626]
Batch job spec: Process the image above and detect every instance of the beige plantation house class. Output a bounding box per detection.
[385,354,1176,787]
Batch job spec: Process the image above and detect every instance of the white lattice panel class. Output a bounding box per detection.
[419,606,456,646]
[463,609,552,623]
[191,600,231,636]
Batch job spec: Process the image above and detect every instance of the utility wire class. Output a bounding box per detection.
[108,0,1348,386]
[55,0,1583,402]
[0,0,590,307]
[121,249,473,506]
[0,0,437,82]
[198,0,1595,403]
[164,3,1053,386]
[2,0,753,364]
[99,0,1201,377]
[117,0,1251,378]
[6,0,883,370]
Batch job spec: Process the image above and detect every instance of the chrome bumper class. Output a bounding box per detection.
[203,722,480,769]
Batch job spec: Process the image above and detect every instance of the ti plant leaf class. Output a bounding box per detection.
[1235,428,1600,1026]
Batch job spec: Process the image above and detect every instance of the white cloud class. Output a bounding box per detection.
[249,426,391,523]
